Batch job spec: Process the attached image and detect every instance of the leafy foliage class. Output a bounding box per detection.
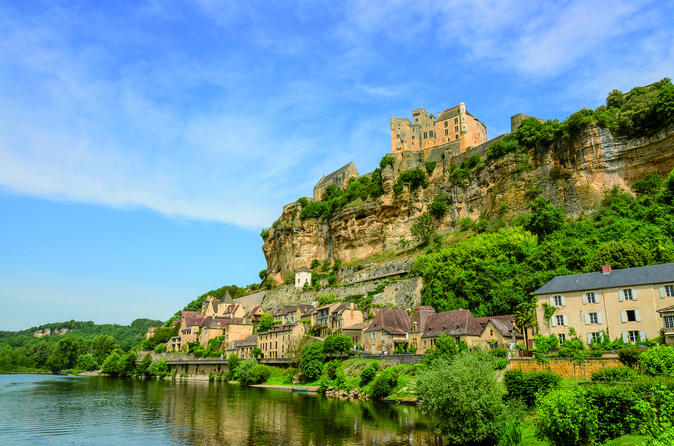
[242,364,271,384]
[299,342,324,382]
[591,366,639,383]
[535,387,598,446]
[369,366,398,399]
[258,313,274,332]
[394,168,429,194]
[359,362,380,386]
[410,214,436,246]
[299,172,385,220]
[639,346,674,377]
[504,370,561,407]
[322,334,353,356]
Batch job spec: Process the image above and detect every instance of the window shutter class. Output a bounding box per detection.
[582,293,587,305]
[619,290,624,302]
[660,287,666,299]
[584,313,590,325]
[586,333,592,344]
[635,310,641,322]
[563,315,568,326]
[639,330,646,342]
[632,288,638,301]
[597,312,603,324]
[599,331,605,341]
[621,310,627,323]
[561,296,566,306]
[596,294,601,304]
[622,331,629,342]
[549,296,554,306]
[551,317,557,327]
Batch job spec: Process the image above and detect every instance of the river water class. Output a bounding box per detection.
[0,374,440,445]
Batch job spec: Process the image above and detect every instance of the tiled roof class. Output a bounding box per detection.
[534,263,674,294]
[421,309,482,338]
[343,322,369,331]
[411,306,436,332]
[249,305,263,315]
[202,316,249,328]
[229,335,258,350]
[260,323,301,334]
[181,311,205,327]
[475,314,521,337]
[365,309,410,335]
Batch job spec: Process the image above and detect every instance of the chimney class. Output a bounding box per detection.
[601,264,612,275]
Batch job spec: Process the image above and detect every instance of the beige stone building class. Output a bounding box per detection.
[342,322,369,349]
[313,162,359,201]
[258,323,305,359]
[198,316,253,350]
[534,263,674,346]
[364,309,411,354]
[295,268,312,288]
[227,335,259,359]
[273,305,315,324]
[390,103,487,157]
[167,311,206,352]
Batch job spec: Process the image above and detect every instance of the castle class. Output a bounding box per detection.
[390,103,487,157]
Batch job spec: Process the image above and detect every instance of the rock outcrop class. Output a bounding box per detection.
[263,125,674,282]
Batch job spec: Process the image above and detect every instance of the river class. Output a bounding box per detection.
[0,374,440,445]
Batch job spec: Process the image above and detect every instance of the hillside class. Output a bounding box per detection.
[262,79,674,283]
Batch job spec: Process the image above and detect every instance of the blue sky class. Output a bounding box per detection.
[1,0,673,330]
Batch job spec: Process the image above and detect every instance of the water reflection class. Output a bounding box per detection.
[0,375,440,445]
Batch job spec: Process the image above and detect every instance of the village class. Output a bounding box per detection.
[150,261,674,363]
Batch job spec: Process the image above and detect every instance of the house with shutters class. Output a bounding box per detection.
[534,263,674,346]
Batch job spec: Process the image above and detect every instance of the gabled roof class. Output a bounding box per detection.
[411,306,436,332]
[474,314,521,338]
[365,309,410,335]
[202,316,249,329]
[297,267,312,273]
[229,334,258,350]
[421,309,482,338]
[343,322,369,331]
[260,323,302,334]
[314,162,358,189]
[220,303,242,315]
[534,263,674,295]
[249,305,264,315]
[181,311,205,327]
[221,291,233,304]
[331,302,354,316]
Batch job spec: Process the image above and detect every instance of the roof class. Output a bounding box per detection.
[534,263,674,295]
[233,291,266,312]
[411,306,436,332]
[230,335,258,350]
[314,162,358,189]
[297,268,312,273]
[202,316,250,328]
[181,311,205,327]
[260,323,302,334]
[365,309,411,335]
[421,309,482,338]
[221,291,233,304]
[657,305,674,314]
[474,314,521,338]
[343,322,369,331]
[331,302,354,315]
[249,305,264,315]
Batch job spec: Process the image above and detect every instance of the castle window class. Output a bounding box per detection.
[455,126,459,132]
[444,121,448,127]
[429,130,434,138]
[445,129,448,135]
[423,132,427,138]
[455,134,459,139]
[454,118,458,124]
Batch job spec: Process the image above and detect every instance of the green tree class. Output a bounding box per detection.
[91,335,117,365]
[535,387,597,446]
[136,352,153,376]
[258,313,274,332]
[322,334,353,356]
[417,353,510,445]
[410,213,436,246]
[525,197,564,239]
[585,239,652,272]
[101,350,124,376]
[424,334,462,365]
[299,342,324,382]
[46,337,81,372]
[75,353,98,371]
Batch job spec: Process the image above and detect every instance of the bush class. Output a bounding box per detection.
[410,213,436,245]
[591,366,639,382]
[618,346,647,368]
[154,343,166,353]
[535,387,597,446]
[236,358,258,382]
[489,348,508,358]
[101,350,123,376]
[227,353,239,376]
[396,168,428,193]
[504,370,561,407]
[417,354,510,445]
[324,360,340,380]
[425,161,436,174]
[359,362,379,386]
[639,346,674,376]
[584,384,644,442]
[147,360,168,378]
[136,353,152,376]
[299,343,324,382]
[75,353,98,371]
[369,367,398,399]
[243,364,271,384]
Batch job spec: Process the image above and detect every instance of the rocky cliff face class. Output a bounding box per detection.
[263,125,674,282]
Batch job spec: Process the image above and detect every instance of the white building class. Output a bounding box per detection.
[295,268,312,288]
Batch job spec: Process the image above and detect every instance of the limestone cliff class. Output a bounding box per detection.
[263,125,674,282]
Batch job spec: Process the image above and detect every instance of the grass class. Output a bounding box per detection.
[518,414,646,446]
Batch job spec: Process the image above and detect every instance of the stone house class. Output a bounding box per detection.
[328,302,364,332]
[474,315,522,350]
[312,162,359,200]
[342,322,369,349]
[248,305,264,324]
[258,323,305,359]
[273,305,315,324]
[227,335,258,359]
[295,268,312,288]
[167,311,206,352]
[390,103,487,157]
[198,316,253,350]
[364,309,411,354]
[314,303,343,338]
[534,263,674,346]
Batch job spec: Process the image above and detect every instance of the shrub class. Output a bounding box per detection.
[310,259,320,269]
[410,213,436,245]
[154,343,166,353]
[299,343,324,382]
[425,161,436,174]
[226,353,239,380]
[75,353,98,371]
[639,346,674,376]
[489,348,508,359]
[504,370,561,407]
[618,346,647,368]
[417,354,509,445]
[535,387,597,446]
[459,217,474,231]
[324,360,340,380]
[135,352,152,376]
[147,360,168,378]
[379,155,395,169]
[591,366,638,382]
[359,362,379,386]
[584,384,644,442]
[236,358,258,382]
[101,350,123,376]
[243,364,271,384]
[396,168,428,193]
[369,367,398,399]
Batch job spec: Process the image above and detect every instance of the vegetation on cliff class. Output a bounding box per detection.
[413,169,674,319]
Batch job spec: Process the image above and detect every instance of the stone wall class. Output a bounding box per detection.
[508,357,622,379]
[342,260,412,284]
[357,354,425,365]
[374,277,423,309]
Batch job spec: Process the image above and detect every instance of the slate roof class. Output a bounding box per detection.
[365,309,410,335]
[229,335,258,350]
[181,311,205,327]
[421,309,482,338]
[249,305,264,315]
[343,322,369,331]
[411,306,436,332]
[314,162,358,189]
[534,263,674,295]
[260,323,301,334]
[202,316,249,328]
